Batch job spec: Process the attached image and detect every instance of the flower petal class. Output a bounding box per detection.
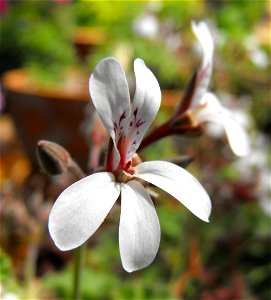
[121,59,161,163]
[89,57,131,169]
[191,21,214,108]
[196,93,250,157]
[48,172,120,251]
[119,180,160,272]
[135,161,211,222]
[220,115,250,157]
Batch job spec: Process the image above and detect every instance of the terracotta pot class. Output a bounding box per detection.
[2,69,93,170]
[73,27,107,61]
[3,68,182,171]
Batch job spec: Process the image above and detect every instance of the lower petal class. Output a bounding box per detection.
[49,172,120,251]
[220,114,250,157]
[119,180,160,272]
[135,161,211,222]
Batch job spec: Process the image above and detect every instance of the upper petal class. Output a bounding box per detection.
[135,161,211,222]
[196,93,250,157]
[48,172,120,251]
[121,59,161,164]
[89,57,131,168]
[119,180,160,272]
[191,21,214,108]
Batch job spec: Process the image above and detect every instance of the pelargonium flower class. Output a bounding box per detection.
[187,21,250,157]
[48,57,211,272]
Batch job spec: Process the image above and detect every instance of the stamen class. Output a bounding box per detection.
[115,169,134,183]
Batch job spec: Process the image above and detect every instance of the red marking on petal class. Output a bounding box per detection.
[113,121,118,134]
[132,140,136,145]
[133,107,138,119]
[130,121,133,127]
[135,119,145,128]
[119,110,126,126]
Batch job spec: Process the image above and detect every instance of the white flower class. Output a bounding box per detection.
[133,14,159,40]
[48,58,211,272]
[188,21,250,157]
[0,285,19,300]
[3,294,19,300]
[257,169,271,217]
[234,133,271,216]
[244,36,269,69]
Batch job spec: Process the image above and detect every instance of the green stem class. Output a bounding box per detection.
[24,243,38,298]
[73,244,86,300]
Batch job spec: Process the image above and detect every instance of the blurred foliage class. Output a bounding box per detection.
[74,0,270,131]
[75,1,183,88]
[0,1,76,83]
[0,249,14,286]
[1,0,270,299]
[211,0,267,40]
[0,250,21,296]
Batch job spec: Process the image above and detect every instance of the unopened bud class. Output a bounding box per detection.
[37,140,71,175]
[169,155,194,169]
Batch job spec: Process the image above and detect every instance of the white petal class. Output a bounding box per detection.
[135,161,211,222]
[196,93,250,157]
[122,59,161,163]
[192,21,214,70]
[89,57,131,168]
[119,180,160,272]
[191,21,214,108]
[48,172,120,251]
[221,115,250,156]
[193,92,224,123]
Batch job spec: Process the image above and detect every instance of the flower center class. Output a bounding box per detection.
[115,159,136,183]
[115,169,134,183]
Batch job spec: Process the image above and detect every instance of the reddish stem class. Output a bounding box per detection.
[139,122,172,151]
[139,120,202,152]
[173,70,197,117]
[106,139,114,172]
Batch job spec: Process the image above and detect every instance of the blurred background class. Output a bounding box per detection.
[0,0,270,299]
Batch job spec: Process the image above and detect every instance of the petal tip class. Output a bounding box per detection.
[123,265,135,273]
[134,57,145,65]
[199,210,211,223]
[232,140,251,157]
[192,20,214,55]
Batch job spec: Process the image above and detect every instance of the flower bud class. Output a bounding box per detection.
[169,155,194,169]
[37,140,71,175]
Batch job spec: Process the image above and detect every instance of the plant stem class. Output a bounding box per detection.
[73,244,86,300]
[24,243,38,299]
[139,122,171,151]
